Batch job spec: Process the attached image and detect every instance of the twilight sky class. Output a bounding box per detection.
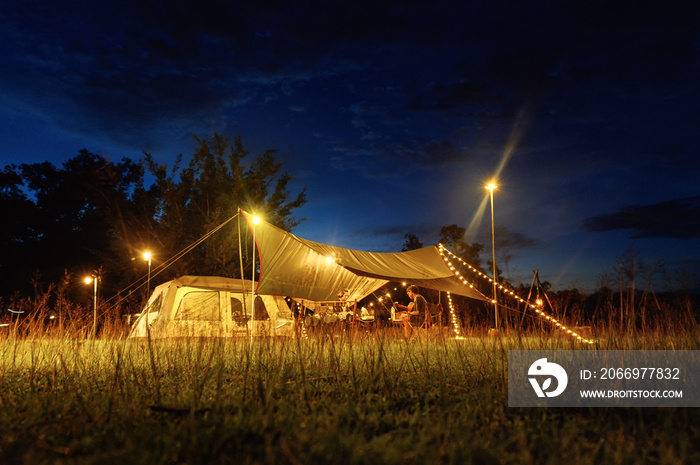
[1,1,699,291]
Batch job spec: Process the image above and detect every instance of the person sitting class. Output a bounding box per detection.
[333,288,350,312]
[333,288,355,321]
[396,285,427,337]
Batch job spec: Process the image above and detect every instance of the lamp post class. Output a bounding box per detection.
[144,252,152,296]
[486,182,498,329]
[251,215,260,342]
[84,275,98,336]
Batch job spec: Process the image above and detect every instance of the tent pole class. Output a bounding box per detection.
[350,301,357,337]
[248,213,263,341]
[520,270,538,329]
[237,209,249,322]
[251,215,257,344]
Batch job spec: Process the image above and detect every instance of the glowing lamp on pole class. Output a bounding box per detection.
[251,215,260,341]
[84,276,98,336]
[144,252,152,296]
[486,182,498,329]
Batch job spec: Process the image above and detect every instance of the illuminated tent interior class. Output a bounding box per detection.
[241,211,488,303]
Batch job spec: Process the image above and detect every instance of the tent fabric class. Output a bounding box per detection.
[242,211,488,303]
[127,276,294,339]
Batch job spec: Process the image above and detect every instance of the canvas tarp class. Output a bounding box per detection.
[242,211,488,303]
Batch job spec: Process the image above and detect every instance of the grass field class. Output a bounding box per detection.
[0,328,698,464]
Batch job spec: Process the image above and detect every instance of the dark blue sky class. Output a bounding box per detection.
[1,1,699,291]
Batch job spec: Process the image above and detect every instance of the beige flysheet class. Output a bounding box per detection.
[241,211,488,303]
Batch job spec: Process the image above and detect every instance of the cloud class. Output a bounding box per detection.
[583,196,700,239]
[2,0,699,181]
[493,226,540,251]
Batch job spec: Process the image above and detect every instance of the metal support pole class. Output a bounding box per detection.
[93,277,98,336]
[251,216,259,343]
[489,187,498,329]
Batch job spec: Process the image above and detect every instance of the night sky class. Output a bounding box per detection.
[2,1,699,291]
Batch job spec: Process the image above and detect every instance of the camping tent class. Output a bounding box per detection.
[242,211,488,303]
[128,276,294,339]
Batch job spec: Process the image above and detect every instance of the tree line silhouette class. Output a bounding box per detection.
[1,133,696,330]
[0,134,306,306]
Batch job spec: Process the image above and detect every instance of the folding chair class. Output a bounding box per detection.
[430,303,443,329]
[420,303,443,330]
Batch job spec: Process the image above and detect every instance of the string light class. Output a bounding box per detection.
[446,292,464,339]
[438,244,594,344]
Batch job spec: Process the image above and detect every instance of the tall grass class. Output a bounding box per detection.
[1,322,697,464]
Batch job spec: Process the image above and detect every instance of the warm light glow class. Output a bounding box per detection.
[144,252,151,261]
[486,182,497,191]
[446,292,462,337]
[253,216,261,224]
[326,257,333,263]
[84,277,92,284]
[438,245,595,344]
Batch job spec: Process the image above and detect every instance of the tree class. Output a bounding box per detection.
[0,166,37,245]
[401,234,423,251]
[0,135,307,303]
[439,224,484,271]
[0,165,41,296]
[0,151,144,298]
[136,134,307,281]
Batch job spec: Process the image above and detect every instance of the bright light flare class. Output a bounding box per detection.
[253,216,261,224]
[84,277,93,284]
[486,182,497,191]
